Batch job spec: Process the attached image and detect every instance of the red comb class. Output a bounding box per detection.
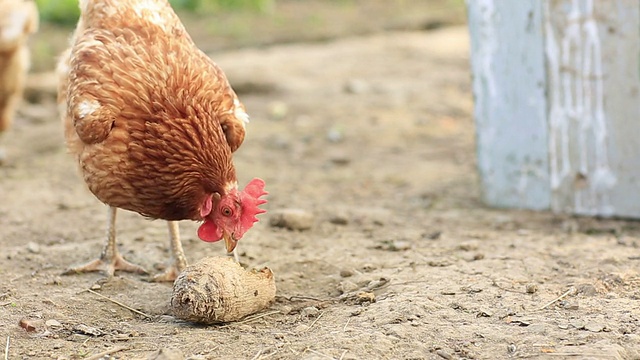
[240,178,268,231]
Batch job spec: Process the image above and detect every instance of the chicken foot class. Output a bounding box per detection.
[63,207,148,277]
[151,221,187,282]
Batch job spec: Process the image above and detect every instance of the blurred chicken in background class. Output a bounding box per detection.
[0,0,39,162]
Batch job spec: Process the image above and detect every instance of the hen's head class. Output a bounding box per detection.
[197,178,268,252]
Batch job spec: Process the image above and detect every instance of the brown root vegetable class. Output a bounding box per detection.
[170,257,276,324]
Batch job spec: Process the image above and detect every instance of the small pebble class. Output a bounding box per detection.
[361,264,377,272]
[366,278,389,290]
[279,306,293,315]
[339,269,354,278]
[26,242,41,254]
[525,283,538,294]
[343,79,370,94]
[73,324,102,336]
[378,240,411,251]
[527,324,546,334]
[458,241,478,251]
[585,322,605,332]
[45,319,62,328]
[44,277,63,286]
[561,301,579,310]
[436,350,452,360]
[147,348,185,360]
[329,153,351,166]
[338,280,359,294]
[428,259,452,267]
[329,214,349,226]
[425,231,442,240]
[326,127,344,143]
[576,283,598,296]
[300,306,320,318]
[570,320,585,329]
[390,240,411,251]
[269,209,314,231]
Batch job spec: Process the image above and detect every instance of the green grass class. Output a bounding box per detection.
[34,0,274,26]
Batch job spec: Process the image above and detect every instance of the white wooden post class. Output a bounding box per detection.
[468,0,640,218]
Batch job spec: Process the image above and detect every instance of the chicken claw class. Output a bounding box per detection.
[151,264,181,282]
[62,207,148,278]
[62,253,148,277]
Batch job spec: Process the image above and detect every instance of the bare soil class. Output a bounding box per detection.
[2,1,640,359]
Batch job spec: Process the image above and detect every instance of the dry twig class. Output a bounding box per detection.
[277,295,329,302]
[306,311,324,332]
[544,353,616,358]
[342,318,351,332]
[251,348,264,360]
[536,288,574,311]
[84,346,128,360]
[85,289,151,319]
[233,310,281,325]
[4,336,9,360]
[250,347,278,360]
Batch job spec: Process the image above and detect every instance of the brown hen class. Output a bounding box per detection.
[0,0,38,161]
[57,0,267,281]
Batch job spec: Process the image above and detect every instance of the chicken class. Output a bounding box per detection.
[57,0,267,281]
[0,0,39,161]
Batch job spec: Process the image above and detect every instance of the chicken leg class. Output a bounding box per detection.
[151,221,187,282]
[0,135,6,165]
[63,206,148,277]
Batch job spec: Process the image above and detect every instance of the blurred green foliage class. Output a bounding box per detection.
[34,0,274,26]
[35,0,80,25]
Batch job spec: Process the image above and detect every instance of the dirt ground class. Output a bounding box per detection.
[2,1,640,359]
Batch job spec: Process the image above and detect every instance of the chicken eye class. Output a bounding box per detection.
[221,206,233,217]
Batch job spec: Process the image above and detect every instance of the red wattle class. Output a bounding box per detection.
[197,220,222,242]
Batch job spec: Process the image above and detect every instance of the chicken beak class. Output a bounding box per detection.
[223,231,238,253]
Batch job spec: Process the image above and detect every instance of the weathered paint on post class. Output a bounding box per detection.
[467,0,550,210]
[545,0,640,217]
[468,0,640,218]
